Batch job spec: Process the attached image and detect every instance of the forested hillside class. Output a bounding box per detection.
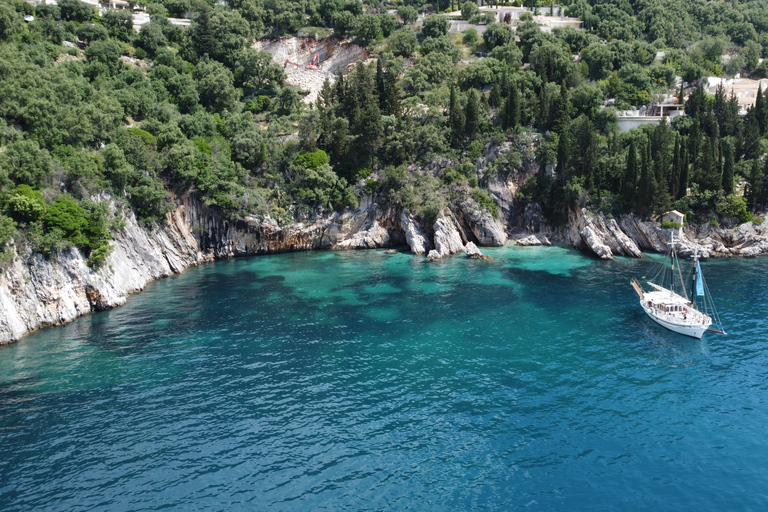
[2,0,768,266]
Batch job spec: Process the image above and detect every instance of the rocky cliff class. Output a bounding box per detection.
[2,184,767,344]
[0,193,500,344]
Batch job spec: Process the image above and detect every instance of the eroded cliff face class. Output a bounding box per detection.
[2,184,767,343]
[553,207,768,260]
[0,193,501,344]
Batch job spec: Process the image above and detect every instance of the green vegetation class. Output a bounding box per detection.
[661,221,682,230]
[2,0,768,266]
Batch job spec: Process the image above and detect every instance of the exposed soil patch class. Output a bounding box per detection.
[253,37,369,104]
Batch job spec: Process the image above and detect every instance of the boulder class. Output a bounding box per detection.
[516,235,551,246]
[464,241,492,260]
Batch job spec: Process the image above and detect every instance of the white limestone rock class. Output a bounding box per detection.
[457,200,508,246]
[432,217,465,259]
[400,210,431,255]
[464,241,492,260]
[516,235,551,246]
[580,226,613,259]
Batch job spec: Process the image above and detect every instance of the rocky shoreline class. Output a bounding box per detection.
[1,191,767,345]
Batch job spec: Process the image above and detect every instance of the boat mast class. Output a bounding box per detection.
[668,230,678,294]
[690,247,699,310]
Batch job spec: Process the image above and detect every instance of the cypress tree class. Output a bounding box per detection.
[623,138,638,206]
[756,84,766,135]
[334,69,346,116]
[376,59,385,110]
[382,68,400,117]
[552,81,570,135]
[679,138,689,199]
[555,124,569,183]
[449,84,462,141]
[464,88,480,140]
[747,158,766,210]
[504,82,520,130]
[191,4,218,60]
[671,135,680,199]
[713,84,726,136]
[489,84,502,108]
[639,136,655,212]
[743,110,760,160]
[722,138,734,194]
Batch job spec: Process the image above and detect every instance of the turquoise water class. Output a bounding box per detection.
[1,245,767,511]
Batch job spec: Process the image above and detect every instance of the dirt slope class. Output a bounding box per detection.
[253,37,368,104]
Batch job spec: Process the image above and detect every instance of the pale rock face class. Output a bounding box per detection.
[0,194,397,344]
[463,241,492,259]
[334,220,390,249]
[456,200,508,246]
[400,210,431,255]
[516,235,551,246]
[4,185,768,344]
[431,217,465,259]
[464,241,483,257]
[580,226,613,259]
[566,208,642,259]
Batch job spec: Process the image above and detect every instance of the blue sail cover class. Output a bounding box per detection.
[696,263,705,296]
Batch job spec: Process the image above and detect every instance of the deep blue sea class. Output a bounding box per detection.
[1,245,767,511]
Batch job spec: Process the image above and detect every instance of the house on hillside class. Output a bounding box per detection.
[661,210,685,236]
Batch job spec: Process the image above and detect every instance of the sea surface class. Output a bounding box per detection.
[1,245,767,511]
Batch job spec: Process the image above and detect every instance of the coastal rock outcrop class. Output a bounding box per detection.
[4,182,768,344]
[427,217,466,261]
[516,234,551,246]
[565,208,642,259]
[464,242,492,260]
[0,194,401,344]
[455,200,508,246]
[400,210,431,255]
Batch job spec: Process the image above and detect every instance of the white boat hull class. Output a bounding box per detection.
[640,301,711,339]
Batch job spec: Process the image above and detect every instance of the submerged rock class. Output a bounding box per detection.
[516,235,551,246]
[464,242,492,260]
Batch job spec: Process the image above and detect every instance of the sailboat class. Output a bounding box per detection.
[630,233,725,339]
